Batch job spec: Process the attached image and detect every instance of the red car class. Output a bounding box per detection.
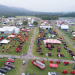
[6,59,14,63]
[5,62,15,68]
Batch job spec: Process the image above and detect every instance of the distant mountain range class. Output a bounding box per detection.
[0,4,75,17]
[0,4,32,12]
[0,4,36,16]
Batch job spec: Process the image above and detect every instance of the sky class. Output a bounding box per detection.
[0,0,75,12]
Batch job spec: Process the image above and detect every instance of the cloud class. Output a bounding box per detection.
[0,0,75,12]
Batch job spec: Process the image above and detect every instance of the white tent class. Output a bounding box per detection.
[72,35,75,37]
[61,25,69,30]
[0,26,16,34]
[40,26,52,29]
[0,39,10,44]
[72,32,75,34]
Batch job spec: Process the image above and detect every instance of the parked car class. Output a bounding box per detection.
[8,56,16,60]
[0,56,4,59]
[5,62,13,65]
[48,72,60,75]
[23,61,25,65]
[26,73,30,75]
[21,73,25,75]
[4,62,15,68]
[6,59,14,63]
[2,66,11,71]
[0,72,5,75]
[0,69,7,74]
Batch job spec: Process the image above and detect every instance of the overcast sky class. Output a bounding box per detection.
[0,0,75,12]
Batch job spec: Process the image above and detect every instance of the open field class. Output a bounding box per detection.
[59,17,75,18]
[32,27,75,60]
[0,28,34,55]
[25,59,73,75]
[16,16,37,18]
[0,58,22,75]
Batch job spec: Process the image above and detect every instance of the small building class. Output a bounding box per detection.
[40,26,52,30]
[60,25,69,31]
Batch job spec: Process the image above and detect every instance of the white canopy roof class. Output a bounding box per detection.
[61,25,69,29]
[0,39,10,44]
[72,35,75,37]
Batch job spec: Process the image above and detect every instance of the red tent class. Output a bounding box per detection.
[50,63,58,68]
[31,60,45,69]
[43,39,61,44]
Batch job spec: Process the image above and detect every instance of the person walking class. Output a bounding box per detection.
[30,53,31,57]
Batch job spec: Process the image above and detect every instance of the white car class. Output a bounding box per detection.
[48,72,56,75]
[0,72,5,75]
[23,61,25,65]
[48,72,59,75]
[21,73,25,75]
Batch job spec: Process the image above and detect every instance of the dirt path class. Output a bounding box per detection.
[19,58,29,75]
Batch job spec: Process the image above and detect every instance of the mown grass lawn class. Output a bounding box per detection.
[25,59,73,75]
[0,58,22,75]
[16,16,37,18]
[32,28,75,60]
[0,28,34,55]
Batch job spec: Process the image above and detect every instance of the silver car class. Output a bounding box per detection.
[2,66,11,71]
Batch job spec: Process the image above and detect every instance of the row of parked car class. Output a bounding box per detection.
[0,56,15,74]
[22,73,36,75]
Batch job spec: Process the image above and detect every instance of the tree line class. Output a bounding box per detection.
[0,12,75,19]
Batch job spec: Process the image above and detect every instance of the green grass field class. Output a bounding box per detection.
[0,58,22,75]
[32,28,75,60]
[16,16,37,18]
[0,28,34,55]
[25,59,73,75]
[59,17,75,18]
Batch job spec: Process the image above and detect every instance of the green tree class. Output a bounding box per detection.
[33,21,38,26]
[23,21,28,25]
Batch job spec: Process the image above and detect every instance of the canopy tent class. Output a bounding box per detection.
[72,32,75,34]
[72,35,75,37]
[43,39,61,44]
[0,39,10,44]
[50,63,58,68]
[31,60,45,69]
[8,35,15,38]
